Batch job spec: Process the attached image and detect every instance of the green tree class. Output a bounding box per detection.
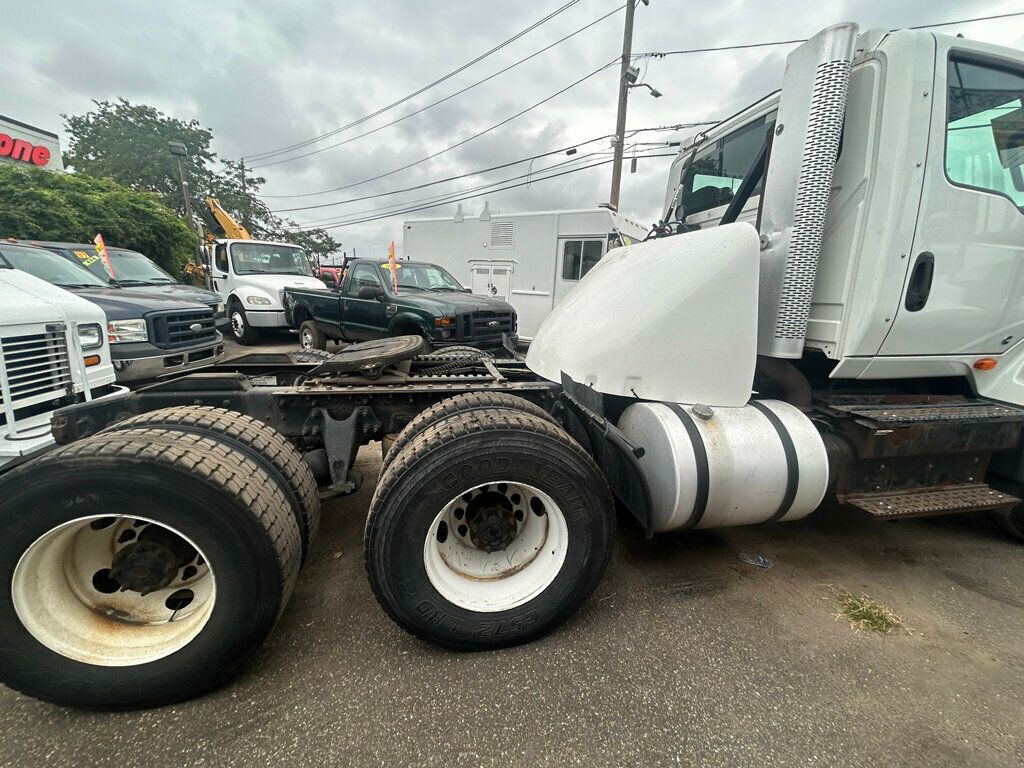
[63,100,340,262]
[0,164,196,276]
[63,99,217,217]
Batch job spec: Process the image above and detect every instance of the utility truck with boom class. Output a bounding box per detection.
[198,197,326,345]
[1,22,1024,709]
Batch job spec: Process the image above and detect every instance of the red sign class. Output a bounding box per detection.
[0,133,51,166]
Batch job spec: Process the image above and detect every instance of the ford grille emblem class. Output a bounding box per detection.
[487,320,499,327]
[189,323,203,332]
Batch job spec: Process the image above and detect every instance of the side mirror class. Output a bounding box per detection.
[322,274,337,288]
[357,285,382,300]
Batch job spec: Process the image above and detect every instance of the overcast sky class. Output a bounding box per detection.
[4,0,1024,258]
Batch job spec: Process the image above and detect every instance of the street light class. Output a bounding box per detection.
[168,140,209,288]
[167,141,199,237]
[629,82,662,98]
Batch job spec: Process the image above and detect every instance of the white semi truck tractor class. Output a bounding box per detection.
[2,22,1024,709]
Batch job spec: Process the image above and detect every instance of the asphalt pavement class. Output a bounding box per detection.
[1,333,1022,767]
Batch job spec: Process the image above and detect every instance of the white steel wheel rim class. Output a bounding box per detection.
[11,515,216,667]
[231,311,246,338]
[300,327,314,349]
[423,481,569,613]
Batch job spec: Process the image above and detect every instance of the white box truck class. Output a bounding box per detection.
[403,205,647,339]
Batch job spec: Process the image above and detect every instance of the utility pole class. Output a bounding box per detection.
[239,157,249,232]
[608,0,639,211]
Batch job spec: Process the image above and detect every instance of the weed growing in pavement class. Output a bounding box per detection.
[833,587,908,634]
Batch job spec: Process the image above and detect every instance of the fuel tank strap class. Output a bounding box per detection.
[749,400,799,523]
[665,403,710,528]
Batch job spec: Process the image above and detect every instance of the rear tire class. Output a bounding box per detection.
[101,406,321,561]
[381,391,556,472]
[229,302,259,345]
[364,408,614,650]
[0,429,301,710]
[299,320,327,351]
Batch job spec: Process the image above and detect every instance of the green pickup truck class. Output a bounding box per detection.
[283,258,518,351]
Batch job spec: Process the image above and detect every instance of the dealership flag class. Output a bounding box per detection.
[93,234,116,279]
[388,241,399,294]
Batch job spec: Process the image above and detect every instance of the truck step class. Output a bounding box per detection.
[826,399,1024,428]
[847,484,1019,520]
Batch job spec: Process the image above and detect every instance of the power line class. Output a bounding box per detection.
[269,58,621,213]
[252,3,628,170]
[632,11,1024,60]
[291,150,676,231]
[310,154,676,230]
[291,149,616,227]
[296,157,618,229]
[243,0,582,162]
[263,135,611,200]
[262,122,709,209]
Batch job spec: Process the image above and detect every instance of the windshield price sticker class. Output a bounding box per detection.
[73,250,101,267]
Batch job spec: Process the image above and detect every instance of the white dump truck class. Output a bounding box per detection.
[2,21,1024,710]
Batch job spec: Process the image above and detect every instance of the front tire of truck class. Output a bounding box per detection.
[364,408,614,650]
[0,429,302,710]
[229,301,259,345]
[299,320,327,351]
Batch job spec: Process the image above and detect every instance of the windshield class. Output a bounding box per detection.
[0,244,111,288]
[230,243,313,276]
[380,262,463,291]
[68,247,177,285]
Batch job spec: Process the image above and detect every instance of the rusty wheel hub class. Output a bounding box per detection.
[465,491,518,553]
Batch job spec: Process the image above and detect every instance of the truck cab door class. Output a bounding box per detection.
[880,44,1024,356]
[342,262,388,340]
[211,243,230,296]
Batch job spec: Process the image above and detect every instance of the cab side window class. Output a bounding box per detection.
[561,239,604,281]
[214,244,229,273]
[946,55,1024,208]
[679,116,771,217]
[345,263,381,296]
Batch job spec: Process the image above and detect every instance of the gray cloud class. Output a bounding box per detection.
[3,0,1020,255]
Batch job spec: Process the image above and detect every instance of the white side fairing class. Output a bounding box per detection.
[526,223,760,407]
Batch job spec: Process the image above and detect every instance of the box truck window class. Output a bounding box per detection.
[561,240,604,281]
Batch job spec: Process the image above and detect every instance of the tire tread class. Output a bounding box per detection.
[103,406,321,554]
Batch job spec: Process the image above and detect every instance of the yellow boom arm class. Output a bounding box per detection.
[205,197,252,240]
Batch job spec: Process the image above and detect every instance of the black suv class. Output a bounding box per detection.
[0,242,223,383]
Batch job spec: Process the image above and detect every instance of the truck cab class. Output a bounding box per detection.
[284,258,518,351]
[204,238,326,345]
[658,26,1024,400]
[0,264,123,470]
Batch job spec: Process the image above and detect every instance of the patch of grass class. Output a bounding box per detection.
[833,588,907,634]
